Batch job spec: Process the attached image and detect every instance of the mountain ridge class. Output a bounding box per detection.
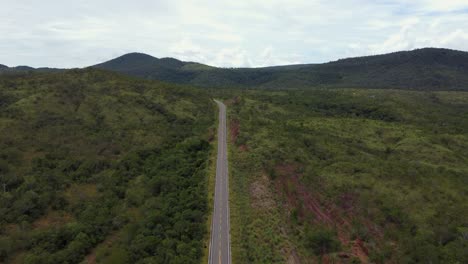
[92,47,468,90]
[0,64,62,74]
[96,47,468,69]
[2,48,468,91]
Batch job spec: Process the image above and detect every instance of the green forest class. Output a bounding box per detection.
[220,89,468,263]
[0,69,215,263]
[0,64,467,264]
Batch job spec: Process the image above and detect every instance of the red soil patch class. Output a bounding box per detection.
[229,118,240,143]
[85,251,97,264]
[228,118,249,151]
[273,163,375,263]
[275,165,334,225]
[353,239,369,263]
[239,144,249,152]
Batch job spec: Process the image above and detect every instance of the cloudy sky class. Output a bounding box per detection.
[1,0,468,68]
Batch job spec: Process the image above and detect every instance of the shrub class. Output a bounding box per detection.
[304,225,341,255]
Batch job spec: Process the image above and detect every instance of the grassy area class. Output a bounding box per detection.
[228,143,293,263]
[223,89,468,263]
[0,69,216,263]
[226,96,303,264]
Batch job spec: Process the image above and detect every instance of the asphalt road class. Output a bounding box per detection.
[208,100,231,264]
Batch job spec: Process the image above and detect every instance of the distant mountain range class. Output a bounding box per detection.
[2,48,468,91]
[0,64,61,74]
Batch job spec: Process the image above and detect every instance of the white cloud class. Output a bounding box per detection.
[417,0,468,12]
[169,38,205,62]
[362,15,468,56]
[0,0,467,67]
[211,47,252,68]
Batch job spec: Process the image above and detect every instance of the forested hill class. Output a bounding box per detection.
[319,48,468,90]
[0,69,215,263]
[0,64,61,74]
[93,52,214,84]
[92,48,468,91]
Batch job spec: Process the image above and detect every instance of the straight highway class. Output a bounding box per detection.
[208,100,231,264]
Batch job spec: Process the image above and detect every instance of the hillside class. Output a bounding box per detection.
[92,48,468,91]
[220,89,468,263]
[316,48,468,90]
[93,53,213,84]
[0,69,215,263]
[0,64,61,74]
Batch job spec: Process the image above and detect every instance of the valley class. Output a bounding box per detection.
[0,49,467,264]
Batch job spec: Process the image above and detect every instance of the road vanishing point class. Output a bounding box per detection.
[208,100,231,264]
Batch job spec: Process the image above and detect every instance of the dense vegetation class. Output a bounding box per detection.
[0,66,61,75]
[93,48,468,91]
[221,89,468,263]
[2,49,468,264]
[0,69,215,263]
